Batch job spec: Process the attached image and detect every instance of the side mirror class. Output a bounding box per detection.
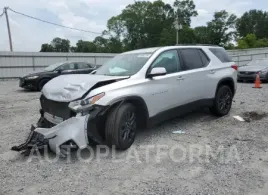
[57,69,62,74]
[147,67,167,78]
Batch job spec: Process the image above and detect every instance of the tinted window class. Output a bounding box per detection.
[151,50,180,74]
[180,49,204,70]
[58,63,75,70]
[209,48,232,63]
[87,63,96,68]
[77,62,90,69]
[198,50,210,66]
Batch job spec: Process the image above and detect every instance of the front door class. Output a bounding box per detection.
[142,49,188,117]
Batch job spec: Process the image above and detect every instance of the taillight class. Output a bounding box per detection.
[231,64,238,71]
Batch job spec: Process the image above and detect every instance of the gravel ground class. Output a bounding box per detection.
[1,80,268,195]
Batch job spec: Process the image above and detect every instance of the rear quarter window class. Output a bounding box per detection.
[209,48,232,63]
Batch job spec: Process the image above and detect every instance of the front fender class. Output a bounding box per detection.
[35,115,88,154]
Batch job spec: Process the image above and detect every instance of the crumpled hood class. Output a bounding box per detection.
[42,74,129,102]
[238,66,268,72]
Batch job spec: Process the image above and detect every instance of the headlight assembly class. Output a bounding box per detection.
[68,93,105,112]
[25,76,39,80]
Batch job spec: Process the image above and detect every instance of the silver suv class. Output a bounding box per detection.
[12,45,237,155]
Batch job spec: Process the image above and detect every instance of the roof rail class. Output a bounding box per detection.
[175,44,220,47]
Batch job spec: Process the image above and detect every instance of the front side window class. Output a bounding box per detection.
[150,50,180,74]
[95,53,152,76]
[180,49,204,70]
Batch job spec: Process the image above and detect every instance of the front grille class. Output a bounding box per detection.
[239,71,256,75]
[40,95,74,120]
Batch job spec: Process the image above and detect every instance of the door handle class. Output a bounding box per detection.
[177,76,185,81]
[209,70,216,74]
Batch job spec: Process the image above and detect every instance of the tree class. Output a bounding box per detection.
[194,26,210,44]
[75,40,97,53]
[40,44,54,52]
[173,0,198,26]
[93,36,110,53]
[206,10,237,46]
[236,10,268,39]
[106,0,198,50]
[50,37,71,52]
[237,33,268,49]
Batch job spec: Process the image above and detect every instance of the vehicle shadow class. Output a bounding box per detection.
[16,89,39,93]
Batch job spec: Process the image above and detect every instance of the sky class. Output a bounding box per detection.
[0,0,267,52]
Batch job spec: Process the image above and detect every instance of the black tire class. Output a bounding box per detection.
[38,79,49,91]
[210,85,233,116]
[105,103,137,150]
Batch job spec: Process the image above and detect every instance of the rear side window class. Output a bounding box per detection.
[58,63,75,70]
[76,62,90,69]
[198,50,210,66]
[87,63,96,68]
[180,49,204,70]
[209,48,232,63]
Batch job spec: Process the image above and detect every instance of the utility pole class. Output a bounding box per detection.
[173,16,182,45]
[4,7,13,52]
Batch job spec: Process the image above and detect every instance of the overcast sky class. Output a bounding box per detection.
[0,0,266,52]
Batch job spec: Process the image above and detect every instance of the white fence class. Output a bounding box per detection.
[1,47,268,78]
[228,47,268,66]
[0,52,115,78]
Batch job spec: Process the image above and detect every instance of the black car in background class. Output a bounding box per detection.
[19,61,97,91]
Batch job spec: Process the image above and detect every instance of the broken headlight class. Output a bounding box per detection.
[68,92,105,112]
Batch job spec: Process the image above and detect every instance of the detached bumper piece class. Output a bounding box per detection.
[11,125,50,155]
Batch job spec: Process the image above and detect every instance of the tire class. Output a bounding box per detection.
[105,103,137,150]
[38,79,49,91]
[210,85,233,116]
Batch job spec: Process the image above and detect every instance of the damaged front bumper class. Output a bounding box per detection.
[11,105,108,156]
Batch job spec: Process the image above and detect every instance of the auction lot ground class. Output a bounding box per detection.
[1,80,268,195]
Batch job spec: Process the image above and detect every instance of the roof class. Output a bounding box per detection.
[123,45,221,54]
[123,47,161,54]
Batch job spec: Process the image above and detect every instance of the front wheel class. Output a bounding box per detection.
[105,103,137,150]
[210,85,233,116]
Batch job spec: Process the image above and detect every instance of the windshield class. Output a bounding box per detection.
[44,62,65,71]
[247,59,268,66]
[95,53,152,76]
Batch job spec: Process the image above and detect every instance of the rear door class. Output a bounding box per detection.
[176,48,214,103]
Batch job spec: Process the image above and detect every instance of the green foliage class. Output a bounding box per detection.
[237,33,268,49]
[236,10,268,39]
[51,37,70,52]
[173,0,198,26]
[40,43,54,52]
[39,1,268,53]
[206,10,237,46]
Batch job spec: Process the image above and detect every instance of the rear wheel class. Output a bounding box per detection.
[38,79,49,91]
[105,103,136,150]
[210,85,233,116]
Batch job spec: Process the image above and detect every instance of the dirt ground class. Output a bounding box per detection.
[1,80,268,195]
